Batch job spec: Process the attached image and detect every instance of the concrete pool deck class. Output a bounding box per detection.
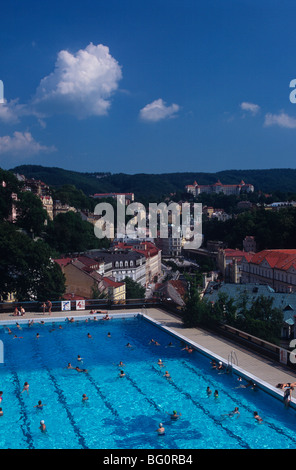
[2,306,296,398]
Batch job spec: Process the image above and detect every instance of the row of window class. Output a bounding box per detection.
[114,260,134,268]
[244,266,295,284]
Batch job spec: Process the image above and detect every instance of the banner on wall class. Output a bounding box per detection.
[61,300,71,311]
[76,300,85,310]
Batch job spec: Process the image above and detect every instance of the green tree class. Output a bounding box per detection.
[0,169,21,220]
[124,277,145,299]
[16,191,48,236]
[246,296,283,344]
[45,211,109,254]
[0,222,65,301]
[182,279,208,327]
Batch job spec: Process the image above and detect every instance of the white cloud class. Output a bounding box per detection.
[0,131,56,156]
[0,99,27,124]
[264,112,296,129]
[240,102,260,115]
[32,43,122,119]
[139,99,180,122]
[0,98,46,126]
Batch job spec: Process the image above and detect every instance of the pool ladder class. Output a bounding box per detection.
[227,350,238,372]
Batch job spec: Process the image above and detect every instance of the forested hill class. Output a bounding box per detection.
[10,165,296,200]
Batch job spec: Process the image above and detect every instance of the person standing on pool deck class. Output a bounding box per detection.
[47,300,52,315]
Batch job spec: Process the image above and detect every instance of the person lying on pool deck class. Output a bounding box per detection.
[276,382,296,389]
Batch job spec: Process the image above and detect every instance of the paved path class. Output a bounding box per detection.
[2,306,296,392]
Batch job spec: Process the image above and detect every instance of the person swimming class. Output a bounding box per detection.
[75,366,88,373]
[253,411,262,423]
[34,400,46,409]
[39,420,47,433]
[170,410,181,420]
[157,423,165,435]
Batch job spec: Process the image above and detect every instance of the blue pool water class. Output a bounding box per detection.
[0,314,295,449]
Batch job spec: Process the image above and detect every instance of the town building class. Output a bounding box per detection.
[243,235,257,253]
[85,248,147,286]
[54,256,125,300]
[185,179,254,196]
[53,200,77,218]
[91,192,135,205]
[113,241,162,285]
[241,249,296,293]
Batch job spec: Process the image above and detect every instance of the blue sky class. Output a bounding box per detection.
[1,0,296,174]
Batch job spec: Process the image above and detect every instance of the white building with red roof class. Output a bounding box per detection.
[241,249,296,292]
[185,179,254,196]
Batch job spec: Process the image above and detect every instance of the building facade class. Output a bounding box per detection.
[185,180,254,196]
[241,249,296,293]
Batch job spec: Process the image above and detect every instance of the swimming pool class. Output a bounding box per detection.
[0,314,295,449]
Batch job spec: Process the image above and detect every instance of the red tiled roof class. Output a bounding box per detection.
[54,258,72,267]
[63,293,86,300]
[247,250,296,271]
[102,277,125,287]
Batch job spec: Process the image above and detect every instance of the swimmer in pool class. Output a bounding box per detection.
[284,386,294,407]
[170,410,181,420]
[157,359,164,367]
[163,371,171,380]
[253,411,262,423]
[119,370,125,378]
[75,366,88,373]
[221,407,240,419]
[22,382,29,394]
[39,420,47,433]
[206,386,212,396]
[34,400,46,409]
[157,423,165,435]
[82,393,89,402]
